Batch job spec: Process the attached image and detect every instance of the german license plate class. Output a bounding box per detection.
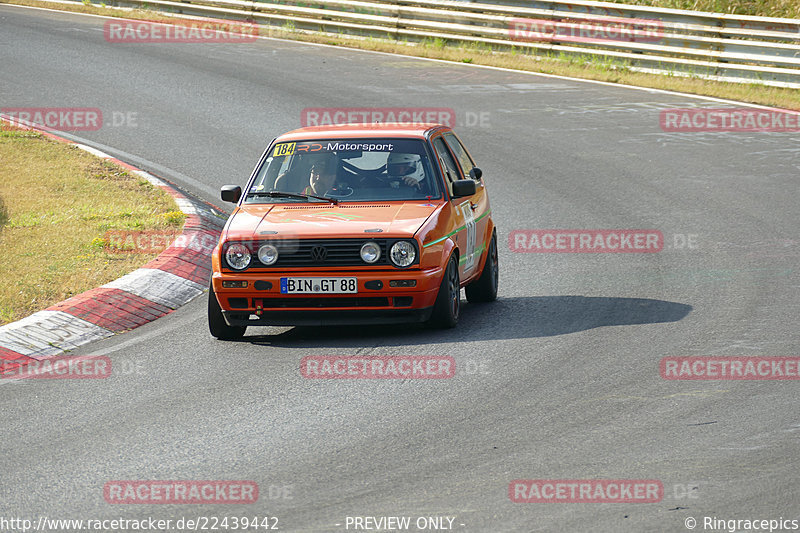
[280,277,357,294]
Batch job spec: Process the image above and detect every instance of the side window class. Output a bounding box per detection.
[432,137,461,186]
[443,132,475,179]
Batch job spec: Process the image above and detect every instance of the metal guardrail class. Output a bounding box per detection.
[70,0,800,87]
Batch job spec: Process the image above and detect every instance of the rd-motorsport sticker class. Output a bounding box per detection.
[278,142,396,154]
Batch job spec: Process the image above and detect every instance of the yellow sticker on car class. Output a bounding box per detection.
[274,142,296,157]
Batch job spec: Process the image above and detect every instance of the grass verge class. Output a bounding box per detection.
[604,0,800,19]
[1,0,798,111]
[0,123,185,326]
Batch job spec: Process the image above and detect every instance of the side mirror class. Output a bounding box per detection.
[220,185,242,203]
[451,179,476,198]
[469,167,483,180]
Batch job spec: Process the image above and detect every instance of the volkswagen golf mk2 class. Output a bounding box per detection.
[209,123,498,339]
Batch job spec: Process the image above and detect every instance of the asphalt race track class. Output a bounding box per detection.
[1,5,798,532]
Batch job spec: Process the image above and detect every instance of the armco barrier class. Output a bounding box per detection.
[47,0,800,88]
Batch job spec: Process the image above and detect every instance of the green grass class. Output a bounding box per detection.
[0,123,184,325]
[602,0,800,18]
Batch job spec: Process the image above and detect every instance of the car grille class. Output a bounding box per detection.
[251,239,390,268]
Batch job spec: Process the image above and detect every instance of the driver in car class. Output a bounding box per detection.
[303,155,336,195]
[386,153,425,189]
[302,154,352,197]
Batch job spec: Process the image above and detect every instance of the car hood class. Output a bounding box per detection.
[225,202,441,239]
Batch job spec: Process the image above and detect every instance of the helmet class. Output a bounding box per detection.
[387,153,425,183]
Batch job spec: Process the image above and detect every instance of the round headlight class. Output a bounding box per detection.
[360,241,381,264]
[390,241,416,267]
[225,243,251,270]
[258,244,279,266]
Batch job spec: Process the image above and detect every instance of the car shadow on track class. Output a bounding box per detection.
[238,295,692,347]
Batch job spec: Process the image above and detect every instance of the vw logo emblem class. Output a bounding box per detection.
[310,246,328,262]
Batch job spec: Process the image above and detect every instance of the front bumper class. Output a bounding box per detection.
[222,306,434,326]
[212,266,443,327]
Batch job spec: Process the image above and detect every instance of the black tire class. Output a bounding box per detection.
[208,282,246,340]
[466,231,498,303]
[428,254,460,328]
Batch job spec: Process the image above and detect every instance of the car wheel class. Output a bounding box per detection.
[429,254,460,328]
[466,231,498,304]
[208,282,246,340]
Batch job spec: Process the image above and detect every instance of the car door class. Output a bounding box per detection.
[442,132,490,273]
[431,134,486,282]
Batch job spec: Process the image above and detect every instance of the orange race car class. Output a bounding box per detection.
[208,123,497,339]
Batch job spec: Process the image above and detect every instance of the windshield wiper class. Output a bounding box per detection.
[246,190,338,205]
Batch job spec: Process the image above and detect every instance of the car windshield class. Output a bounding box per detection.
[245,138,442,203]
